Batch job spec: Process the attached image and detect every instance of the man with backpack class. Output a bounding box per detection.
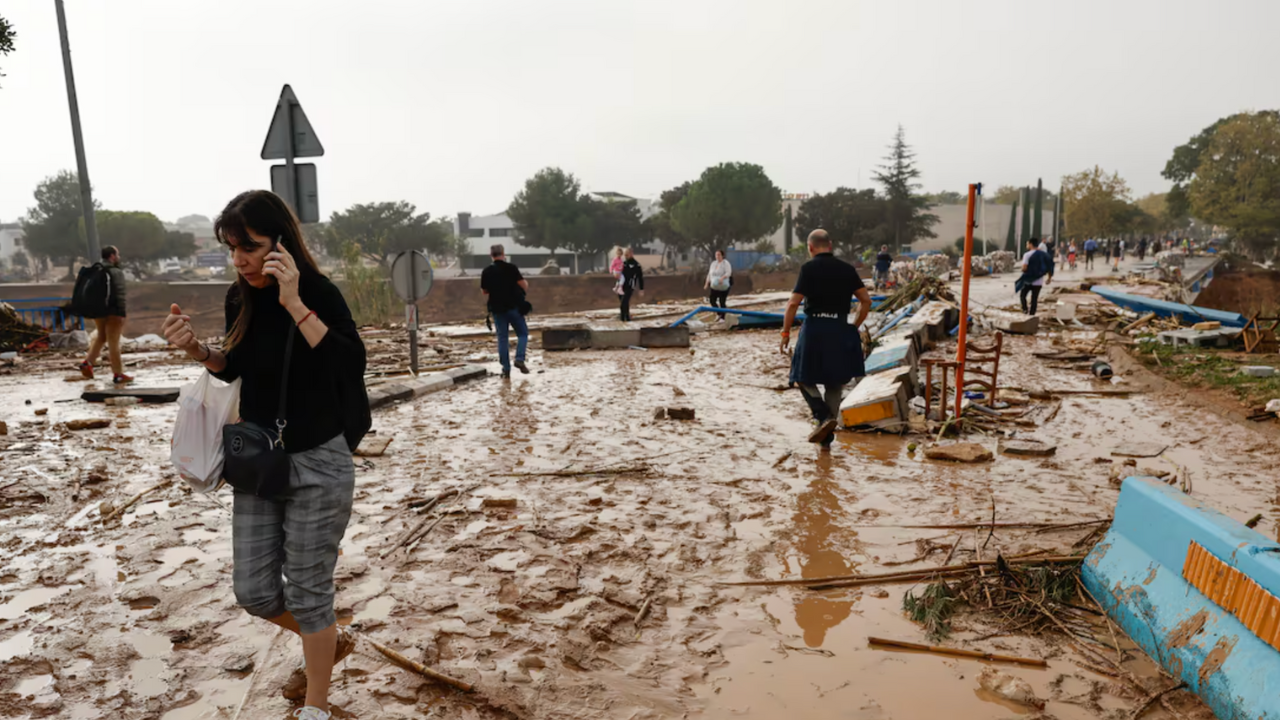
[76,245,132,384]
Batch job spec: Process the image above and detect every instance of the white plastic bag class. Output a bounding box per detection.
[170,371,241,493]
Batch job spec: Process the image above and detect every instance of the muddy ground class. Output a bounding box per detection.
[0,273,1276,720]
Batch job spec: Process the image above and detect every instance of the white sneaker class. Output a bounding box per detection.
[292,708,331,720]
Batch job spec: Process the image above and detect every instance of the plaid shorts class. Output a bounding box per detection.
[231,434,355,634]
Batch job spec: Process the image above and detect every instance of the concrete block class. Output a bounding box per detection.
[977,308,1040,335]
[1083,478,1280,720]
[542,328,592,351]
[1156,328,1239,348]
[840,367,911,428]
[407,375,453,397]
[864,342,915,376]
[902,301,957,348]
[1242,366,1277,378]
[587,328,643,348]
[445,365,489,383]
[639,326,691,348]
[367,384,414,410]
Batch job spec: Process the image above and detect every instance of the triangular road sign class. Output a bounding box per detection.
[261,84,324,160]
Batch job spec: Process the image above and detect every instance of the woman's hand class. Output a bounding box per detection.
[264,243,301,310]
[161,303,201,354]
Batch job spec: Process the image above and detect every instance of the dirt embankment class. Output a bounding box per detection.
[1194,269,1280,316]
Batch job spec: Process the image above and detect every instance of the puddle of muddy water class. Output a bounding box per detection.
[0,585,73,620]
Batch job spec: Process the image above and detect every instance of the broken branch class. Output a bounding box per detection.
[867,637,1047,667]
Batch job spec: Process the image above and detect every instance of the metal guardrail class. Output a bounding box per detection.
[0,297,84,332]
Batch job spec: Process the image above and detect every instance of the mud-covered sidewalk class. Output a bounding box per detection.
[1,277,1277,719]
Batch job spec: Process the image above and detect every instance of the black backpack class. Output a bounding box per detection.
[71,263,112,319]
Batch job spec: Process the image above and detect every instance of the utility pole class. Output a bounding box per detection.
[54,0,100,261]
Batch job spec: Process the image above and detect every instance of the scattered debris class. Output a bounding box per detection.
[868,637,1046,668]
[978,667,1045,708]
[1111,443,1167,458]
[666,407,696,421]
[1002,440,1058,457]
[354,435,393,457]
[924,443,993,463]
[66,418,111,431]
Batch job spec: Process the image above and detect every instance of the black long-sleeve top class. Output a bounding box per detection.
[212,273,366,453]
[621,257,644,291]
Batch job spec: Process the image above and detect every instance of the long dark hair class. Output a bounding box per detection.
[214,190,323,350]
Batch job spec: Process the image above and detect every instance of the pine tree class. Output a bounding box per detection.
[1004,200,1018,252]
[1032,178,1044,239]
[1020,187,1032,243]
[872,125,939,252]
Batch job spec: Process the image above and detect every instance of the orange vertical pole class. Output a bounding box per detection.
[954,183,979,420]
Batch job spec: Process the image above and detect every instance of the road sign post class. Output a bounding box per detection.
[390,250,434,375]
[262,85,324,221]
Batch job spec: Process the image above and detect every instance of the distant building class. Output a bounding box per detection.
[454,192,660,272]
[0,223,25,264]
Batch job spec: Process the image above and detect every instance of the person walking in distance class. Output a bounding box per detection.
[1083,237,1098,270]
[873,245,893,290]
[77,245,132,384]
[619,248,644,322]
[1016,237,1052,315]
[159,190,370,720]
[704,250,733,320]
[481,244,530,378]
[1112,237,1123,272]
[780,230,872,448]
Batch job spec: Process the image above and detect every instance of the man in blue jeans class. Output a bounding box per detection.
[480,244,530,378]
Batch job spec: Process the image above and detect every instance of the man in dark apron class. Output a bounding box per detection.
[780,230,873,447]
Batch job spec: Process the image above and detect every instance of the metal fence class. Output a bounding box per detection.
[1,297,84,332]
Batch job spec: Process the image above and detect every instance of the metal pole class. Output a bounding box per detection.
[282,95,297,213]
[54,0,100,262]
[954,183,979,421]
[408,254,419,376]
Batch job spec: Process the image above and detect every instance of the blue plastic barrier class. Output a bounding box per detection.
[0,297,83,332]
[1090,287,1247,328]
[1083,477,1280,719]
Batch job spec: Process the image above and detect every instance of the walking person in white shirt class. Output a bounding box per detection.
[704,250,733,321]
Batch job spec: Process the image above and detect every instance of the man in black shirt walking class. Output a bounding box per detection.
[874,245,893,290]
[619,248,644,321]
[480,244,530,378]
[781,230,873,447]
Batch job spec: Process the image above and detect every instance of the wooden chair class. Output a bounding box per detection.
[922,332,1005,421]
[1242,313,1280,354]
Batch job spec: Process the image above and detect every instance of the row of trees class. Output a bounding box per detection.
[507,126,939,264]
[21,171,197,278]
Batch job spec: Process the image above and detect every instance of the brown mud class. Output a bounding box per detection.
[0,274,1274,719]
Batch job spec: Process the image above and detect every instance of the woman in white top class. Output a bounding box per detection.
[704,250,732,321]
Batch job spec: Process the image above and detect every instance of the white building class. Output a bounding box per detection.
[455,192,659,272]
[0,223,26,264]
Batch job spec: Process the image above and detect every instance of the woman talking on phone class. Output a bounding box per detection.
[161,190,369,720]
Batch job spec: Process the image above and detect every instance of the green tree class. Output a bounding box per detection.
[164,229,198,260]
[11,250,28,269]
[22,170,95,277]
[507,167,588,260]
[992,185,1055,206]
[645,182,694,266]
[93,210,167,275]
[324,201,451,269]
[1060,166,1132,239]
[1004,199,1018,252]
[922,190,965,205]
[1161,114,1255,220]
[570,196,645,257]
[793,188,889,258]
[0,14,15,85]
[338,242,396,326]
[670,162,782,258]
[1188,112,1280,259]
[1032,179,1044,239]
[872,125,938,250]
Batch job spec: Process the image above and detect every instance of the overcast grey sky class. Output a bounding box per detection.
[3,0,1278,224]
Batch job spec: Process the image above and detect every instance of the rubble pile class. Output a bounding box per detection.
[914,254,953,278]
[0,303,49,352]
[982,251,1017,274]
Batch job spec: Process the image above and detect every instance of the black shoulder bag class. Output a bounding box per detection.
[222,328,295,496]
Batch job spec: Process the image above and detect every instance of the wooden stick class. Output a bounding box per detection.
[381,488,463,558]
[867,637,1047,667]
[365,637,473,692]
[101,478,173,523]
[875,519,1109,531]
[1128,682,1187,720]
[720,556,1085,588]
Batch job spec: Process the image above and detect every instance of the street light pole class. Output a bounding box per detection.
[54,0,100,262]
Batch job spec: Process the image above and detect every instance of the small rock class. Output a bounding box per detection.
[1002,440,1057,457]
[517,655,546,670]
[978,667,1043,709]
[652,407,666,421]
[34,408,48,416]
[0,421,7,435]
[66,419,111,431]
[666,407,696,421]
[869,589,890,599]
[923,443,993,463]
[482,498,518,509]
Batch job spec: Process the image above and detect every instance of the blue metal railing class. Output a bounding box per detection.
[1,297,84,332]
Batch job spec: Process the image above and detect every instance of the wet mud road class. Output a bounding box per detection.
[1,288,1276,719]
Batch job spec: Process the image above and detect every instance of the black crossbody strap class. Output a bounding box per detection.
[275,326,296,440]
